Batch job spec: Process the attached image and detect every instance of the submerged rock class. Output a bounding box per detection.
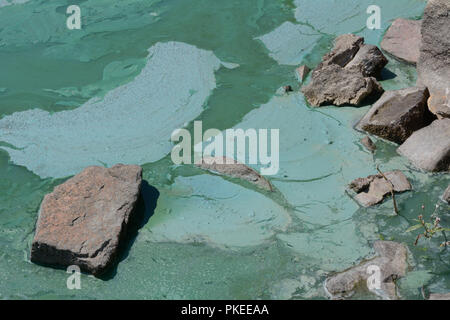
[197,156,273,191]
[360,136,376,153]
[325,241,409,300]
[381,18,421,65]
[30,164,143,276]
[296,65,310,82]
[417,0,450,119]
[356,87,433,144]
[349,171,411,207]
[443,186,450,204]
[302,34,386,106]
[397,119,450,172]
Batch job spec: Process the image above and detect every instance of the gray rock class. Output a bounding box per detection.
[361,136,376,153]
[429,292,450,300]
[349,171,412,207]
[417,0,450,119]
[381,18,422,65]
[443,186,450,204]
[356,87,434,144]
[325,241,408,300]
[197,156,273,191]
[30,164,143,276]
[344,44,388,78]
[302,34,386,107]
[296,65,310,82]
[397,119,450,172]
[302,64,383,106]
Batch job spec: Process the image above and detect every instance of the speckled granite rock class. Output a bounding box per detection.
[30,164,143,276]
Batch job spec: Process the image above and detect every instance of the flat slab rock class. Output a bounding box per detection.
[196,156,272,191]
[356,87,433,144]
[381,18,421,65]
[325,241,409,300]
[31,164,143,276]
[397,119,450,172]
[417,0,450,119]
[302,34,386,107]
[349,171,412,207]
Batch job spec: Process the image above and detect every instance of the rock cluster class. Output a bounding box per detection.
[30,165,143,276]
[302,34,386,106]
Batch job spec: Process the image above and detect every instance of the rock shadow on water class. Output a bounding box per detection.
[97,181,159,281]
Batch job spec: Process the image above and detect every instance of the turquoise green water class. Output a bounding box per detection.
[0,0,448,299]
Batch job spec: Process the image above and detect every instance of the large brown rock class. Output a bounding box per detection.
[417,0,450,119]
[356,87,434,144]
[381,18,422,65]
[197,156,273,191]
[325,241,409,300]
[302,34,386,107]
[349,171,412,207]
[397,119,450,172]
[30,164,143,276]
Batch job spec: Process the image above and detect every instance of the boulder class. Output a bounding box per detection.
[361,136,376,153]
[325,241,408,300]
[30,164,143,276]
[302,64,383,106]
[349,171,412,207]
[197,156,273,191]
[302,34,386,107]
[417,0,450,119]
[296,65,310,82]
[397,119,450,172]
[429,293,450,300]
[381,18,421,65]
[443,186,450,204]
[356,87,434,144]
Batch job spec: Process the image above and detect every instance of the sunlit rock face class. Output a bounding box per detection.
[0,42,232,178]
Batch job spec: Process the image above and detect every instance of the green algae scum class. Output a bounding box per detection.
[0,0,448,300]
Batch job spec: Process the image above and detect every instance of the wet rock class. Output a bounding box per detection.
[356,87,434,144]
[417,0,450,119]
[325,241,408,300]
[443,186,450,204]
[361,136,376,153]
[381,18,421,65]
[302,34,386,106]
[349,171,412,207]
[30,164,143,276]
[429,292,450,300]
[397,119,450,172]
[296,65,310,82]
[197,156,273,191]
